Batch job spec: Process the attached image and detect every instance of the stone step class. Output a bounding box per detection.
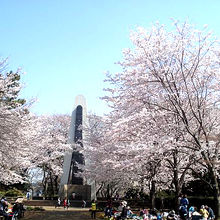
[23,200,90,208]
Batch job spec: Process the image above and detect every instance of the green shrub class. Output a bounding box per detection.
[34,206,45,211]
[26,206,34,211]
[26,206,45,211]
[0,191,5,198]
[4,188,23,197]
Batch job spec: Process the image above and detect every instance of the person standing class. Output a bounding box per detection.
[91,200,97,219]
[63,197,67,209]
[120,205,128,219]
[72,192,76,200]
[105,205,112,218]
[26,192,30,200]
[180,194,189,208]
[67,199,70,209]
[179,194,189,220]
[82,200,86,208]
[56,197,61,208]
[205,205,215,220]
[178,194,183,206]
[200,205,209,220]
[115,192,119,201]
[106,198,113,217]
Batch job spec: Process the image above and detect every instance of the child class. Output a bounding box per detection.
[91,200,97,219]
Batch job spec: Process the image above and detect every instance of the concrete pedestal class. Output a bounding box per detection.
[59,184,92,201]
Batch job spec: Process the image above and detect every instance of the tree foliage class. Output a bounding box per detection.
[0,59,32,184]
[83,21,220,214]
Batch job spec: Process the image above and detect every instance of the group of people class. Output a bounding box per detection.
[179,194,215,220]
[56,197,70,209]
[101,195,216,220]
[167,205,214,220]
[55,194,216,220]
[141,208,162,220]
[56,197,87,209]
[0,197,25,220]
[166,194,215,220]
[104,200,134,219]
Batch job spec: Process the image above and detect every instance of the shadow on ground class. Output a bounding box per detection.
[22,210,101,220]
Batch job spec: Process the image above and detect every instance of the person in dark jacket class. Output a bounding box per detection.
[205,205,215,220]
[0,198,10,220]
[180,195,189,208]
[121,206,128,219]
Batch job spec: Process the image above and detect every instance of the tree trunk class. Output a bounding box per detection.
[173,173,182,212]
[150,180,156,209]
[210,167,220,218]
[49,170,54,197]
[214,195,220,220]
[173,149,182,212]
[106,184,110,199]
[54,175,58,195]
[96,182,104,197]
[160,197,164,210]
[44,182,48,198]
[42,167,47,197]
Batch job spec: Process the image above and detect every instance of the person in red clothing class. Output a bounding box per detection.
[63,197,67,209]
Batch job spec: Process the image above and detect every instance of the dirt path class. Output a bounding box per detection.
[23,211,91,220]
[22,208,102,220]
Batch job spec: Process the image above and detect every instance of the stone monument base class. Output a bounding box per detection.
[59,184,92,201]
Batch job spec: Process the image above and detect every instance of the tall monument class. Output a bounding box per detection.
[59,95,96,201]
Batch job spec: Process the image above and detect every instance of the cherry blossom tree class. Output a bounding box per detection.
[29,114,71,196]
[0,62,72,193]
[81,114,132,198]
[102,20,220,214]
[0,59,33,184]
[83,110,197,208]
[82,114,168,202]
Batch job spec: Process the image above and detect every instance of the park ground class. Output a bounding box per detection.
[22,207,102,220]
